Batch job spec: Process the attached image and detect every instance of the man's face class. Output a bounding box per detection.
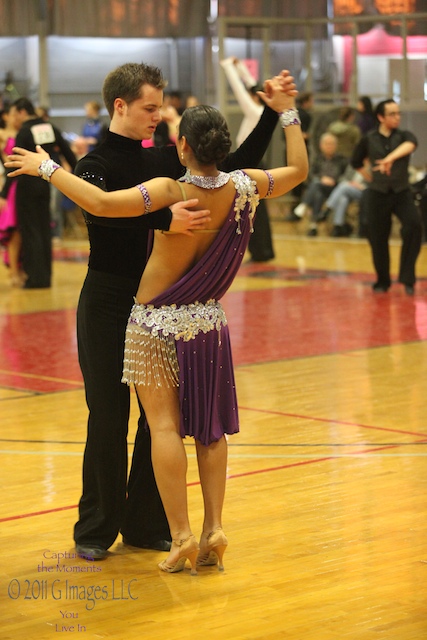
[380,102,401,130]
[116,84,163,140]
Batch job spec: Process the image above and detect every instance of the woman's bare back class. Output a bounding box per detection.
[136,179,240,303]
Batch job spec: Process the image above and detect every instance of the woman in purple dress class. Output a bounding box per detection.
[6,72,308,576]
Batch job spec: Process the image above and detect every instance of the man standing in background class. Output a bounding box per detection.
[351,99,422,295]
[8,98,76,288]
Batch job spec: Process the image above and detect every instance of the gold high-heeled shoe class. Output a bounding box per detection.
[196,527,228,571]
[158,534,199,576]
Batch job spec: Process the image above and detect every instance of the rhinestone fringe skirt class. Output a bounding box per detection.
[121,299,227,389]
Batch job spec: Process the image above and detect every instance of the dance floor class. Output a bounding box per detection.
[1,226,427,639]
[2,247,427,394]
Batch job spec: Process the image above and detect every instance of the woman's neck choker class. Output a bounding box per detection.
[179,169,230,189]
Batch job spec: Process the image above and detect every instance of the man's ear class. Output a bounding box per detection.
[114,98,125,114]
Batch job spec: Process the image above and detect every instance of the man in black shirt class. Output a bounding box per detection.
[5,98,76,288]
[351,99,422,295]
[74,62,285,560]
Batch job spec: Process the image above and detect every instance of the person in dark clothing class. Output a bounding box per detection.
[69,62,285,561]
[351,99,422,295]
[356,96,376,135]
[1,98,76,288]
[285,91,313,212]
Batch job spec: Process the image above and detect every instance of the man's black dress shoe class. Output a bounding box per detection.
[75,544,108,560]
[372,283,389,293]
[122,537,171,552]
[404,284,415,296]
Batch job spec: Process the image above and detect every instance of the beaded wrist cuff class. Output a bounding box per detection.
[279,108,301,128]
[38,159,61,182]
[264,170,274,197]
[136,183,152,213]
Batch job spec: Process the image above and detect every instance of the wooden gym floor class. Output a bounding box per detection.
[1,220,426,640]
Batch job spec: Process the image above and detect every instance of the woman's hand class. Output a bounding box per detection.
[4,145,51,178]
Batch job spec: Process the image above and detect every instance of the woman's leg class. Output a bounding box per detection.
[195,436,229,569]
[195,436,227,535]
[135,382,193,564]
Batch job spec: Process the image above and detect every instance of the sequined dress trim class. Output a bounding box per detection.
[231,170,259,234]
[122,299,227,388]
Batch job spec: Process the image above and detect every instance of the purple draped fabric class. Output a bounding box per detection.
[147,171,256,445]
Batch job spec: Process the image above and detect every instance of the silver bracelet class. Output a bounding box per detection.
[38,159,61,182]
[279,109,301,128]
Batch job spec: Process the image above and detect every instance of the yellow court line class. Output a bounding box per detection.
[0,369,83,386]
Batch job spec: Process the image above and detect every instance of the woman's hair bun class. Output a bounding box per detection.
[178,105,232,165]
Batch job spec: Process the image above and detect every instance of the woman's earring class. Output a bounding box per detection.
[181,152,184,160]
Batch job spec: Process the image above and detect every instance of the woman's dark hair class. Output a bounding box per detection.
[358,96,374,115]
[178,105,231,166]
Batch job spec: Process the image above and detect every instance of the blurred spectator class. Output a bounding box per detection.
[296,92,314,149]
[291,132,348,236]
[220,56,274,261]
[323,164,371,237]
[0,105,18,163]
[159,93,181,143]
[327,107,361,159]
[168,91,184,115]
[185,95,199,108]
[81,101,107,151]
[35,106,50,122]
[286,92,313,207]
[356,96,376,135]
[54,137,89,240]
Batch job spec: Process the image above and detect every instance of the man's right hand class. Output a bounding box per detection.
[169,199,211,236]
[258,70,298,114]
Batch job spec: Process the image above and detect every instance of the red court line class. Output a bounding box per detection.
[238,405,427,439]
[2,440,423,523]
[0,504,77,523]
[222,442,416,481]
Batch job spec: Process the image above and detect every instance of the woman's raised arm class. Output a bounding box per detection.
[5,145,182,218]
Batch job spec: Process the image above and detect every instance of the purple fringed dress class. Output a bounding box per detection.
[122,170,259,446]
